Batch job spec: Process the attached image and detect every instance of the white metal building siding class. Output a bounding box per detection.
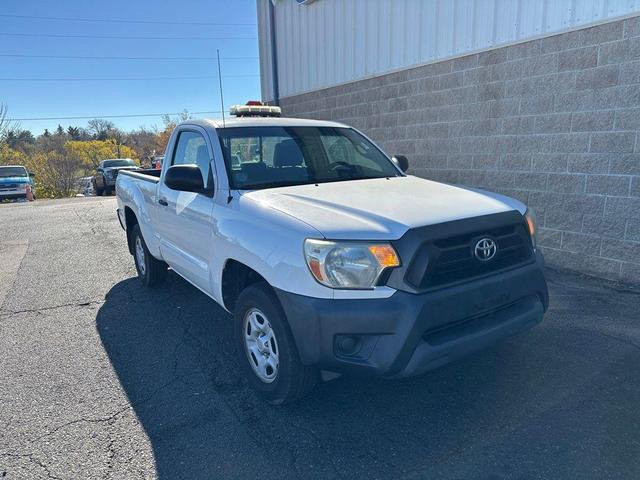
[257,0,640,101]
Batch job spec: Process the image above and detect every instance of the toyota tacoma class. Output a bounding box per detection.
[116,103,548,404]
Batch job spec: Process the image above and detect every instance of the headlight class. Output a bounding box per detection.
[304,239,400,289]
[524,208,537,249]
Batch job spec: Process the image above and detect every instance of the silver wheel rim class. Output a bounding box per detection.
[135,236,146,276]
[243,308,279,383]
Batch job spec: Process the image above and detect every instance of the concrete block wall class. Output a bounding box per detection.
[278,16,640,284]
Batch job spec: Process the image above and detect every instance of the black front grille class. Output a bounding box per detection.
[0,184,18,191]
[426,224,531,288]
[386,211,535,293]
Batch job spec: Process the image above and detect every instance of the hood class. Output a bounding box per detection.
[0,176,30,185]
[242,176,525,240]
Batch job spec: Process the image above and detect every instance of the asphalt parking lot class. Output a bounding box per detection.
[1,197,639,479]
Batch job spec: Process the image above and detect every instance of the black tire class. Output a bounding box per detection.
[102,176,112,197]
[235,282,317,405]
[100,176,109,196]
[94,183,103,196]
[131,224,167,287]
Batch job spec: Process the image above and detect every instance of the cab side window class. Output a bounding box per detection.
[172,131,211,188]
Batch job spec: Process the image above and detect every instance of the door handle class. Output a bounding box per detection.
[158,198,168,206]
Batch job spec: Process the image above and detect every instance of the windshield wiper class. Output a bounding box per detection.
[238,180,311,190]
[238,175,394,191]
[313,175,390,185]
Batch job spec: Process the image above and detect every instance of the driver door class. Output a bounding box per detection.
[155,127,215,294]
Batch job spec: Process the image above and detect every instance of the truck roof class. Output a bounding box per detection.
[180,117,349,130]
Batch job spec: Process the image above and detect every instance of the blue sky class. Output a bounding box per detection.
[1,0,261,135]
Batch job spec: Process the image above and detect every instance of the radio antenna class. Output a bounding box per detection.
[217,48,226,127]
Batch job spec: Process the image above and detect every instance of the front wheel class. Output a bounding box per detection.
[235,283,317,405]
[131,224,167,287]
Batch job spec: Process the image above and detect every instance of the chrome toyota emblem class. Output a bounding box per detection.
[474,237,497,261]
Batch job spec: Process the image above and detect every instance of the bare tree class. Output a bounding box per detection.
[87,118,116,140]
[0,103,20,140]
[160,109,191,128]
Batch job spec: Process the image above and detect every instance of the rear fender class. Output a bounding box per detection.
[116,177,161,259]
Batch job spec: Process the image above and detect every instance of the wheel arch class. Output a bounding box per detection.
[221,259,272,313]
[124,206,139,255]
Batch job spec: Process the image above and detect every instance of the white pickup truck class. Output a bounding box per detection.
[116,104,548,404]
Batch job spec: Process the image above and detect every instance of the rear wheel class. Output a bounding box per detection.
[131,224,167,287]
[235,282,317,404]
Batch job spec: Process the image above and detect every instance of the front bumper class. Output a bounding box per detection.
[0,192,27,201]
[275,252,548,378]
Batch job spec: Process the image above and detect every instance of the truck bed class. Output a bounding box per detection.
[119,169,161,183]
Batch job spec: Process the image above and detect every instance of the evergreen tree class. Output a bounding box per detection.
[67,126,81,140]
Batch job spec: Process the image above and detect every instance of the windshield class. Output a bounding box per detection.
[0,166,28,178]
[103,159,136,168]
[217,126,401,190]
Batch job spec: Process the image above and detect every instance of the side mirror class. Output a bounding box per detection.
[165,164,209,194]
[28,171,35,177]
[392,155,409,172]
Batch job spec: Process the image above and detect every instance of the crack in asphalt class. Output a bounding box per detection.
[102,434,117,480]
[0,240,29,314]
[34,372,192,444]
[0,299,105,317]
[171,308,194,376]
[0,452,63,480]
[72,208,99,236]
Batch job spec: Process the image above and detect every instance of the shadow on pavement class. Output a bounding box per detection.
[96,271,640,479]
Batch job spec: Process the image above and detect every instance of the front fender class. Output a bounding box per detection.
[209,194,334,306]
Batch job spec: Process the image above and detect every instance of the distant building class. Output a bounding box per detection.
[258,0,640,284]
